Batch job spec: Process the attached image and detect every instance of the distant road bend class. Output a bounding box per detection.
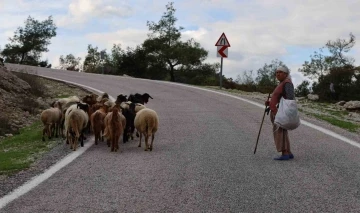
[1,63,360,212]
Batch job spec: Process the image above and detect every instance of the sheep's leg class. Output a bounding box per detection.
[95,131,99,145]
[150,134,155,151]
[111,137,115,152]
[54,124,58,138]
[47,125,52,140]
[115,135,119,152]
[80,130,85,147]
[42,126,46,141]
[66,131,70,144]
[144,134,149,151]
[138,133,142,147]
[123,132,126,144]
[73,136,78,151]
[61,120,66,139]
[101,126,105,142]
[80,132,84,147]
[69,134,73,149]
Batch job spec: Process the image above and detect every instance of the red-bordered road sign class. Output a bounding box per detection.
[215,33,230,47]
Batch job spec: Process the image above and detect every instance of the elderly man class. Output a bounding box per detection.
[265,66,295,160]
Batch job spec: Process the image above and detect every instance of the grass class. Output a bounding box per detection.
[0,121,59,176]
[311,113,360,132]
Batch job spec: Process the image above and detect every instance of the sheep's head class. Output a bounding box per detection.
[142,93,153,104]
[50,101,56,107]
[53,101,62,109]
[100,98,109,104]
[96,92,109,102]
[116,94,127,104]
[82,94,98,105]
[77,102,89,113]
[128,93,142,104]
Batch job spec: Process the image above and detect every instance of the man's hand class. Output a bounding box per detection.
[265,107,270,115]
[265,100,270,106]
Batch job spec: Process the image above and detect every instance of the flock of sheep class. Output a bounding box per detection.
[40,92,159,152]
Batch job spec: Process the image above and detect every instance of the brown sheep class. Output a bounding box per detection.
[40,101,62,141]
[103,107,125,152]
[90,104,109,145]
[134,108,159,151]
[82,93,99,106]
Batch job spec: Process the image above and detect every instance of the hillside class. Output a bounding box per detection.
[0,65,90,139]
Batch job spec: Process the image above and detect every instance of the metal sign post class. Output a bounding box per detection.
[215,33,230,89]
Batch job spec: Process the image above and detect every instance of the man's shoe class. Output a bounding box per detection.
[273,155,290,160]
[289,153,294,159]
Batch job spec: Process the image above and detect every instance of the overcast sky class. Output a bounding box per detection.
[1,0,359,86]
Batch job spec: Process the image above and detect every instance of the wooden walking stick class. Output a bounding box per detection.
[254,93,271,154]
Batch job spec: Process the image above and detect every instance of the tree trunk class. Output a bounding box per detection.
[20,53,25,64]
[170,65,175,82]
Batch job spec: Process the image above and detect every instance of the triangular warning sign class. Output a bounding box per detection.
[215,33,230,47]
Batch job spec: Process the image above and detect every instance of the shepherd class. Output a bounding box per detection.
[265,66,295,160]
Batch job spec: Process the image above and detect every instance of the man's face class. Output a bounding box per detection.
[275,70,287,81]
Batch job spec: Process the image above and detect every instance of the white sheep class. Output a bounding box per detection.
[66,103,89,151]
[64,102,89,146]
[56,95,80,107]
[120,101,146,113]
[40,101,62,141]
[134,108,159,151]
[63,103,78,144]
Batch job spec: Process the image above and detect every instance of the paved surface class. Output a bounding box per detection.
[2,64,360,212]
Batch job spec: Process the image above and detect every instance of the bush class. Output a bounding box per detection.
[295,80,311,97]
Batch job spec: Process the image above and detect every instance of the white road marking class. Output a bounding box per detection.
[0,76,115,210]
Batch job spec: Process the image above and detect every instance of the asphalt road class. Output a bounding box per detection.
[1,64,360,212]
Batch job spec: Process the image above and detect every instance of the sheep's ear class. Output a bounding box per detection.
[149,95,153,99]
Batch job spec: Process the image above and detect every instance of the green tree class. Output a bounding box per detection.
[83,45,105,73]
[299,33,355,80]
[325,32,355,67]
[107,44,123,75]
[236,70,255,86]
[298,47,329,80]
[295,80,311,97]
[256,59,288,92]
[143,2,208,82]
[59,54,81,71]
[1,16,56,65]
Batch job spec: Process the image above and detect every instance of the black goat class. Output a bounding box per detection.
[128,93,153,104]
[115,94,128,104]
[121,102,136,143]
